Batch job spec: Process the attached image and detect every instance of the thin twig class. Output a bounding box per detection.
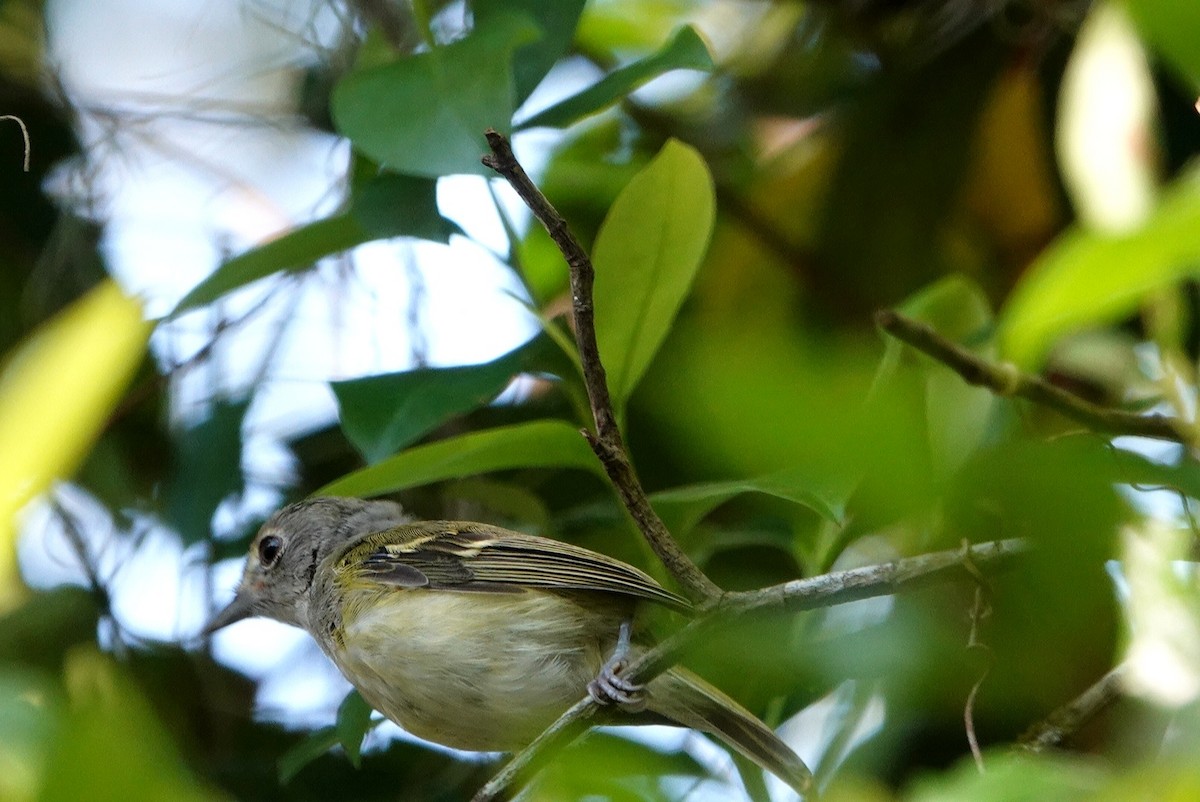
[1017,663,1128,752]
[875,310,1189,444]
[1,115,31,171]
[963,585,993,773]
[482,128,721,603]
[471,538,1028,802]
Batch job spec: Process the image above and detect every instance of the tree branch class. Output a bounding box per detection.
[1017,663,1128,752]
[482,128,721,603]
[471,537,1028,802]
[875,310,1190,444]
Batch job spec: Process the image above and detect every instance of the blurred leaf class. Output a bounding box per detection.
[887,276,997,480]
[1125,0,1200,89]
[332,333,562,464]
[907,753,1104,802]
[476,0,587,104]
[594,139,715,413]
[174,175,457,313]
[278,725,339,784]
[516,25,713,130]
[651,466,854,536]
[165,399,248,546]
[335,691,374,770]
[999,169,1200,367]
[40,649,221,802]
[0,281,147,612]
[332,13,538,177]
[318,420,602,497]
[0,668,59,802]
[530,730,708,801]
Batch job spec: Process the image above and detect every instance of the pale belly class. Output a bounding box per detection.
[327,589,625,751]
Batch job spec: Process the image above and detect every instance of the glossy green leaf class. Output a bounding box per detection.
[475,0,587,104]
[332,14,538,177]
[517,26,713,130]
[1125,0,1200,88]
[999,171,1200,367]
[332,334,564,464]
[593,139,715,412]
[317,421,602,497]
[173,175,457,314]
[651,467,854,536]
[335,691,374,770]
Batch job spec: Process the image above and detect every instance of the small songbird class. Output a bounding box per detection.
[206,497,812,796]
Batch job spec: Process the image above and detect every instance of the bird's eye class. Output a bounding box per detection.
[258,535,283,567]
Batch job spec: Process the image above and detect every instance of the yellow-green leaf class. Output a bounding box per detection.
[593,139,715,413]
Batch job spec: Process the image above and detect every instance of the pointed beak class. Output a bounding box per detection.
[203,589,256,636]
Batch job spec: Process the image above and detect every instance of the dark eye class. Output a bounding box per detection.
[258,535,283,567]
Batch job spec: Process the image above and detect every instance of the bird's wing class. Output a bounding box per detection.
[335,522,690,610]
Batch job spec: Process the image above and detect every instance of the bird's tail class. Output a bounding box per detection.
[648,667,814,798]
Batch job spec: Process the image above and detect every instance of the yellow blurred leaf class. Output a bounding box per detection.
[0,281,149,612]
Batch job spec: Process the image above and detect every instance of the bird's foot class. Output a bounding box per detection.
[587,621,646,711]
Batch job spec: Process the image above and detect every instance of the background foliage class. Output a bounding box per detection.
[4,0,1200,799]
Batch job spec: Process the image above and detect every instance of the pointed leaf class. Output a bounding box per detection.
[332,14,539,177]
[317,421,602,497]
[278,726,338,783]
[335,690,374,769]
[476,0,587,104]
[165,399,248,546]
[593,139,715,411]
[332,334,564,463]
[517,26,713,130]
[173,175,457,314]
[999,170,1200,367]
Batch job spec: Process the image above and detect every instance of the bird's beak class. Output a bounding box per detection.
[203,589,255,636]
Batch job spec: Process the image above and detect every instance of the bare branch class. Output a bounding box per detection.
[471,538,1028,802]
[1017,663,1128,752]
[875,310,1189,444]
[1,115,31,171]
[482,128,721,603]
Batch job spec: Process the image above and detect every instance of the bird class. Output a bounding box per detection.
[205,496,812,797]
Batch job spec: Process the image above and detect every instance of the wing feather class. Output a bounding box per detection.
[337,522,690,610]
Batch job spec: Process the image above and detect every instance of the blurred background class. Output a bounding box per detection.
[3,0,1200,800]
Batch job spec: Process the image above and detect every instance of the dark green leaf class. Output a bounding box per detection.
[317,420,602,497]
[278,726,338,783]
[593,139,715,412]
[351,174,461,243]
[335,691,375,769]
[332,333,565,464]
[166,399,248,546]
[173,216,361,314]
[173,175,458,314]
[517,26,713,130]
[332,14,539,177]
[475,0,587,104]
[651,466,854,536]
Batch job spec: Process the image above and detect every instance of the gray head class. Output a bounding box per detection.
[204,496,409,634]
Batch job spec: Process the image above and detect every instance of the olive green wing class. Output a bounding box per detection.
[336,521,690,610]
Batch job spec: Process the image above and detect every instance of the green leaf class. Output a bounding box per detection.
[475,0,587,104]
[1125,0,1200,89]
[332,14,539,178]
[999,170,1200,368]
[335,691,374,769]
[350,173,461,243]
[516,26,713,130]
[332,334,564,464]
[908,753,1104,802]
[173,175,457,314]
[278,726,338,783]
[651,467,853,536]
[174,216,361,313]
[165,399,248,546]
[593,139,715,413]
[317,420,602,497]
